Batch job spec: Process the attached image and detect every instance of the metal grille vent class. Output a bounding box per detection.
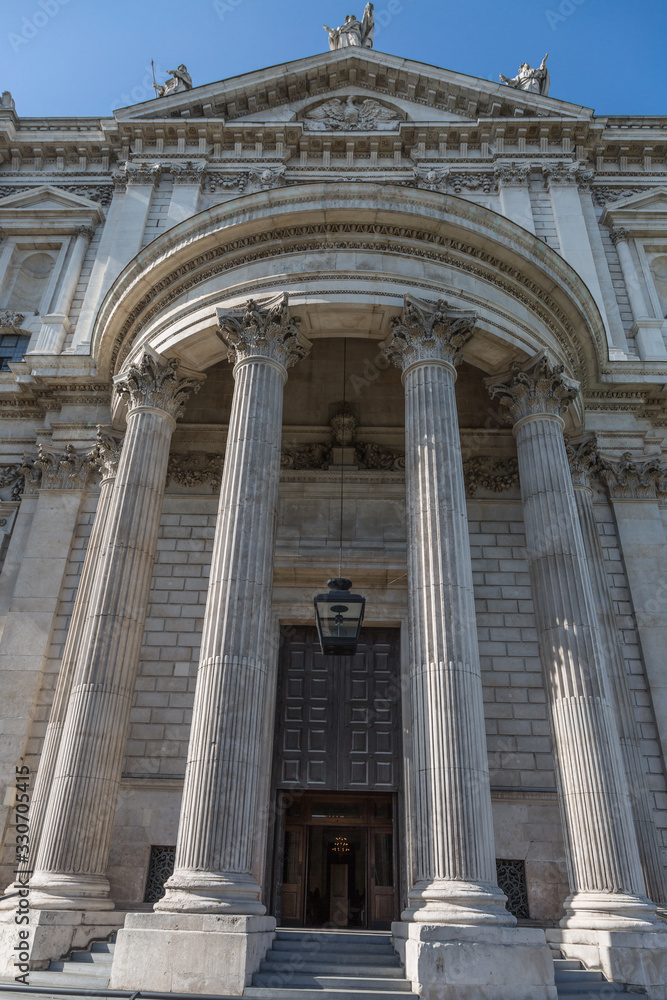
[143,845,175,904]
[496,858,530,919]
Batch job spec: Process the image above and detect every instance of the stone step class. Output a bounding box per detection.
[245,989,415,1000]
[276,930,393,946]
[252,973,412,991]
[555,969,605,983]
[66,949,115,966]
[28,969,112,989]
[261,960,404,977]
[47,957,113,975]
[555,983,630,995]
[553,958,586,971]
[90,940,115,954]
[272,938,396,956]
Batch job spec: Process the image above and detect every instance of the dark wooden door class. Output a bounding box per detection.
[274,626,401,792]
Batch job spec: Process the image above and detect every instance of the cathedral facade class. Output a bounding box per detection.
[0,35,667,999]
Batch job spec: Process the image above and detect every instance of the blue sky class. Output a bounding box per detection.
[0,0,664,118]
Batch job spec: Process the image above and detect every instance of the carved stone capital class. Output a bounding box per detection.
[0,310,25,330]
[21,443,97,492]
[598,451,667,500]
[494,163,531,187]
[566,437,600,488]
[114,353,203,421]
[125,163,162,186]
[609,227,630,246]
[171,162,206,186]
[542,161,579,188]
[380,295,476,372]
[73,225,95,242]
[92,426,124,480]
[486,352,579,424]
[217,294,309,370]
[111,169,128,192]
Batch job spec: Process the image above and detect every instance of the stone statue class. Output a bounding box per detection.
[154,64,193,98]
[500,53,550,97]
[324,4,374,50]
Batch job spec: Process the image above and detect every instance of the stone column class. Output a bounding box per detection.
[23,429,123,876]
[0,445,96,886]
[487,355,667,995]
[380,298,556,1000]
[29,355,201,911]
[609,228,666,361]
[568,441,666,907]
[494,163,534,234]
[35,226,95,354]
[110,296,309,997]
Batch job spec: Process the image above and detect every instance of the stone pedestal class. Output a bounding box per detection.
[109,913,275,995]
[0,908,125,979]
[393,923,557,1000]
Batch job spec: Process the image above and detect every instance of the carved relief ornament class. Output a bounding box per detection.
[114,353,203,421]
[217,294,310,370]
[380,295,476,371]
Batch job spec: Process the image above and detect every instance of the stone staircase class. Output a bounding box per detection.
[244,928,414,999]
[553,955,643,998]
[26,936,115,990]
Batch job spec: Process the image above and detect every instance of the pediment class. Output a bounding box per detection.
[114,48,593,126]
[601,186,667,236]
[0,184,104,232]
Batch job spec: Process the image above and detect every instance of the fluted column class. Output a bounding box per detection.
[24,428,123,875]
[158,294,309,915]
[380,296,511,925]
[568,441,667,906]
[488,354,658,930]
[30,354,202,909]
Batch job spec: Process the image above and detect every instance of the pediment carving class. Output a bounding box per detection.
[301,95,404,131]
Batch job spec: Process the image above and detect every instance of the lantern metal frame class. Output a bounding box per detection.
[313,578,366,656]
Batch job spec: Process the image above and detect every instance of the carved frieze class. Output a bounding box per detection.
[494,163,531,187]
[205,173,250,194]
[167,452,224,489]
[281,443,332,470]
[247,166,286,191]
[449,172,497,194]
[303,96,402,132]
[463,456,519,496]
[592,187,643,207]
[412,165,449,193]
[355,441,405,471]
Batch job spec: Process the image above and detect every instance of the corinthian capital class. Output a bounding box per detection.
[566,437,600,488]
[21,443,97,492]
[92,426,124,480]
[114,353,203,421]
[379,295,476,371]
[486,351,579,423]
[216,293,309,370]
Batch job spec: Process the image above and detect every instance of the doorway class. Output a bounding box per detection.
[280,793,397,930]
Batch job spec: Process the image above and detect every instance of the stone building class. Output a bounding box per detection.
[0,32,666,1000]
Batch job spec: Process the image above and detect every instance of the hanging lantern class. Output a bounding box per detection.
[313,578,366,656]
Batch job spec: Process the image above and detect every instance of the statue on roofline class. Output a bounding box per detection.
[153,63,193,98]
[500,53,550,97]
[324,4,374,50]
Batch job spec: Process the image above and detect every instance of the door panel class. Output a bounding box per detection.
[370,828,395,929]
[281,826,305,925]
[275,626,401,792]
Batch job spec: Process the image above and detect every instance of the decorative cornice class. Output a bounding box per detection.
[463,456,519,496]
[486,351,579,423]
[216,293,309,370]
[380,295,476,371]
[113,353,203,421]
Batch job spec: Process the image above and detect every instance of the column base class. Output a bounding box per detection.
[24,872,114,911]
[155,870,266,915]
[561,889,660,930]
[0,907,126,978]
[403,878,516,925]
[547,926,667,1000]
[392,922,557,1000]
[109,912,275,996]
